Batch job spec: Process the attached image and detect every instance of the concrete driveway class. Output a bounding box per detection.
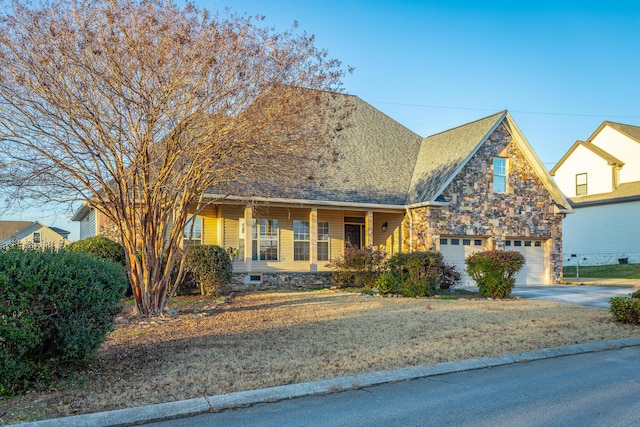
[512,284,636,309]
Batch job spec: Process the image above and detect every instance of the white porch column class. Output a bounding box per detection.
[244,205,252,272]
[365,210,374,247]
[310,208,318,272]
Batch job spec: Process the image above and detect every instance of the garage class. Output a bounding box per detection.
[438,236,487,286]
[505,239,545,285]
[439,237,546,286]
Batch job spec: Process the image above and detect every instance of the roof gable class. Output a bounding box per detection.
[549,140,624,176]
[407,111,507,205]
[589,121,640,145]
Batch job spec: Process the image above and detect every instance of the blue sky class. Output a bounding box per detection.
[4,0,639,239]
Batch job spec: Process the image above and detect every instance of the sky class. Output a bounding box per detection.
[3,0,639,240]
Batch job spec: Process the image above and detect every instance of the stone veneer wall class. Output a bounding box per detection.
[404,122,564,283]
[225,272,333,293]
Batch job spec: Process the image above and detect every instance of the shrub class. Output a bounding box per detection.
[387,251,443,297]
[438,262,462,290]
[375,272,399,295]
[328,244,386,289]
[632,289,640,299]
[0,246,127,397]
[465,250,525,298]
[610,296,640,324]
[66,236,126,265]
[185,245,232,296]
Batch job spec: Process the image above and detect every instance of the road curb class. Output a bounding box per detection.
[11,336,640,427]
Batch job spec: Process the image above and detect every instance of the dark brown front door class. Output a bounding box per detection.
[345,224,363,249]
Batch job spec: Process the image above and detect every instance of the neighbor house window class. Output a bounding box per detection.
[318,222,330,261]
[576,173,587,196]
[493,157,507,193]
[32,232,41,244]
[293,220,310,261]
[183,216,202,246]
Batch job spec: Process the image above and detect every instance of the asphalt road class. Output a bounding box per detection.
[145,346,640,427]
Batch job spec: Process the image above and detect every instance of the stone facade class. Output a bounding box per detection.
[225,272,333,293]
[404,123,564,282]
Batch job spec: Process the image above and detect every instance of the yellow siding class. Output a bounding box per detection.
[221,205,244,249]
[200,205,220,246]
[373,212,404,256]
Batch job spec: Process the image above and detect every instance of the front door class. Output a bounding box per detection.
[345,224,363,249]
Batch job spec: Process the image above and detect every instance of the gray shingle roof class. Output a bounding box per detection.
[407,111,506,204]
[296,96,423,205]
[570,180,640,207]
[0,220,34,241]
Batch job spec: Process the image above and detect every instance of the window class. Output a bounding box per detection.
[451,238,460,245]
[33,232,41,244]
[293,220,310,261]
[183,216,202,246]
[440,238,448,245]
[576,173,587,196]
[505,240,511,246]
[237,219,281,261]
[252,219,278,261]
[318,222,330,261]
[463,239,471,246]
[514,240,522,247]
[535,241,542,247]
[493,157,507,193]
[525,241,532,247]
[474,239,482,246]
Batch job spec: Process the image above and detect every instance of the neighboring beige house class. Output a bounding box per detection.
[73,95,573,285]
[0,220,70,248]
[551,121,640,266]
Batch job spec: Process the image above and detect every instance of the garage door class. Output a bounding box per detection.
[505,239,545,285]
[438,237,487,286]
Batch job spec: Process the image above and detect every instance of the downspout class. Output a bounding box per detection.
[405,207,413,253]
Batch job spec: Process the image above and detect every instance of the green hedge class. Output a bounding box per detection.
[610,296,640,324]
[0,246,127,397]
[66,236,126,265]
[185,245,232,296]
[465,250,525,298]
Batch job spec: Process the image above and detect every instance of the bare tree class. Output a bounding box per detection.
[0,0,349,316]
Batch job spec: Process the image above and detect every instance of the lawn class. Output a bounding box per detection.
[563,263,640,279]
[1,289,639,424]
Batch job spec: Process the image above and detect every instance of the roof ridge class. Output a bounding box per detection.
[422,110,507,139]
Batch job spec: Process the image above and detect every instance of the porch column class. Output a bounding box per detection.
[244,205,252,272]
[365,210,374,247]
[309,208,318,272]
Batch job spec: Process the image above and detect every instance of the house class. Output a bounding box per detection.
[550,121,640,266]
[72,95,572,286]
[0,220,70,248]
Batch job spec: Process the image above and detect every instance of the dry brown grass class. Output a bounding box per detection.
[2,289,639,424]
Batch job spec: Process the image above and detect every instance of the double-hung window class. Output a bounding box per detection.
[493,157,507,193]
[293,220,310,261]
[576,173,587,196]
[252,219,278,261]
[293,220,330,261]
[33,232,41,244]
[183,216,202,246]
[317,222,330,261]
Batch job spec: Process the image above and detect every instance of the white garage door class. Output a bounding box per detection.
[505,239,545,285]
[439,237,487,287]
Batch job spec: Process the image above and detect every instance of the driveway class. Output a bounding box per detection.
[512,284,636,309]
